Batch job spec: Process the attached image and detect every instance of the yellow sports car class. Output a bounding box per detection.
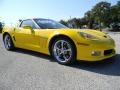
[2,18,116,65]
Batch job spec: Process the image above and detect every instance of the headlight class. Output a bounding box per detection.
[79,32,99,40]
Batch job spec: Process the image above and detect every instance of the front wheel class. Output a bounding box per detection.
[51,37,76,65]
[3,34,15,50]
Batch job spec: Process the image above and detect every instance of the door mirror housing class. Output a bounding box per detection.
[23,25,33,30]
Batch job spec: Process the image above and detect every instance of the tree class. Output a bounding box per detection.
[92,1,111,29]
[67,18,81,28]
[73,18,81,28]
[84,11,94,29]
[117,1,120,21]
[110,1,120,23]
[109,1,120,31]
[59,20,68,27]
[59,1,119,31]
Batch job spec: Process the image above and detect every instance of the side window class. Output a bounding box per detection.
[20,20,37,29]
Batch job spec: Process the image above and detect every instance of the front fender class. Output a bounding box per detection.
[46,30,79,54]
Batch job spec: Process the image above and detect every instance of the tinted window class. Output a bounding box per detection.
[34,19,67,29]
[20,20,37,29]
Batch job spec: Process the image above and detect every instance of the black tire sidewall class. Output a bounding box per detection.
[3,34,14,50]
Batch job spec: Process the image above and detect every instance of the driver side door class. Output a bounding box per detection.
[14,19,41,50]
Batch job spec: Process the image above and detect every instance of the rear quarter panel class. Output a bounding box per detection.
[2,26,15,43]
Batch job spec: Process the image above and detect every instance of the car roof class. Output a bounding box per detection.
[20,18,51,21]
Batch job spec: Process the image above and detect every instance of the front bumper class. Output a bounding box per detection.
[76,41,116,61]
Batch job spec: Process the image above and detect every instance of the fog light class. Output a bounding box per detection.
[91,51,101,56]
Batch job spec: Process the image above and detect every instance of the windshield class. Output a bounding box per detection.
[34,19,67,29]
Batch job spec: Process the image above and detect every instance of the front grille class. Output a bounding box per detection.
[104,49,114,56]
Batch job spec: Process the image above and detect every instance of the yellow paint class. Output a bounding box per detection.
[2,27,115,61]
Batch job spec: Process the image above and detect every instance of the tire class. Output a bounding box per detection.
[51,37,76,65]
[3,34,15,50]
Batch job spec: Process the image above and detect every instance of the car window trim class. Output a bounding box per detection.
[19,19,40,29]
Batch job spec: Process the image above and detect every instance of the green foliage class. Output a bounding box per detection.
[59,1,120,31]
[59,20,68,27]
[84,11,95,29]
[92,2,111,21]
[110,1,120,23]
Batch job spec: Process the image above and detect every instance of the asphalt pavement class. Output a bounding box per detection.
[0,33,120,90]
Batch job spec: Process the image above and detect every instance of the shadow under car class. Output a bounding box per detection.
[10,48,120,76]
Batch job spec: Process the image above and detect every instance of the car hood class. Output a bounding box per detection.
[59,28,107,38]
[59,28,114,42]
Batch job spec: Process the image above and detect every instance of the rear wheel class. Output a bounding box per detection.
[51,37,76,65]
[3,34,15,50]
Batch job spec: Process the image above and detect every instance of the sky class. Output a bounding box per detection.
[0,0,118,25]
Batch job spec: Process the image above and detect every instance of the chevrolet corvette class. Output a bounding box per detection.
[2,18,116,65]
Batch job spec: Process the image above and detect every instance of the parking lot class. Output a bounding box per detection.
[0,33,120,90]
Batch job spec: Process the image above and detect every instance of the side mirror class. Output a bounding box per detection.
[23,25,33,30]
